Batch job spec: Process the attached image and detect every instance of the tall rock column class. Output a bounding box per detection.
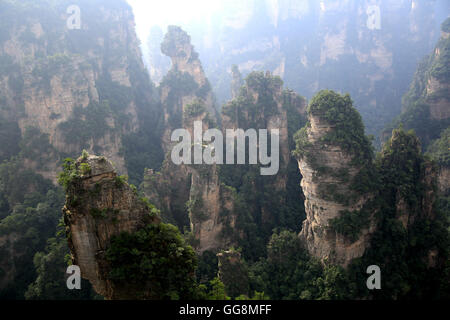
[144,26,236,253]
[62,154,160,299]
[295,90,376,267]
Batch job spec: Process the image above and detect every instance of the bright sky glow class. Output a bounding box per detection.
[126,0,222,42]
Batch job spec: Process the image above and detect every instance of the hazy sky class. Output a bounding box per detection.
[126,0,223,43]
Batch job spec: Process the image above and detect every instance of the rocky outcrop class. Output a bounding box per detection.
[230,65,243,99]
[296,91,376,267]
[394,160,437,229]
[159,26,217,152]
[62,154,160,299]
[146,29,307,254]
[161,0,439,137]
[187,165,237,252]
[378,128,442,270]
[0,2,153,182]
[392,19,450,149]
[425,26,450,121]
[222,71,306,197]
[144,26,235,253]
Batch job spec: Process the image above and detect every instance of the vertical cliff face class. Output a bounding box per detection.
[159,26,217,152]
[0,1,166,297]
[390,18,450,149]
[424,27,450,121]
[221,70,307,227]
[62,154,160,299]
[230,64,243,99]
[0,1,157,182]
[375,128,445,274]
[295,90,377,267]
[388,18,450,202]
[382,131,437,230]
[222,70,308,175]
[144,26,235,253]
[144,28,307,254]
[61,152,199,300]
[150,0,441,136]
[187,165,238,252]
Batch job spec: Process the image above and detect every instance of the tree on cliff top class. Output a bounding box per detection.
[161,25,192,58]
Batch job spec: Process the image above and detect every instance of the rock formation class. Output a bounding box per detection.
[164,0,440,137]
[144,29,307,254]
[143,26,236,253]
[295,90,376,267]
[382,130,437,229]
[390,18,450,148]
[377,128,443,270]
[0,2,156,182]
[230,64,243,99]
[387,18,450,200]
[62,154,160,299]
[159,25,217,152]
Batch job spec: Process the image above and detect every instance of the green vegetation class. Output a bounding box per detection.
[58,102,113,149]
[18,127,55,167]
[442,17,450,33]
[246,71,283,93]
[184,99,206,118]
[197,81,212,99]
[90,207,112,219]
[196,250,218,285]
[385,18,450,150]
[105,222,199,299]
[114,175,128,187]
[160,69,199,129]
[247,230,354,299]
[222,72,283,122]
[427,127,450,166]
[32,53,72,93]
[294,90,378,199]
[328,208,371,242]
[0,0,447,301]
[341,128,450,299]
[24,219,97,300]
[217,249,249,298]
[95,73,133,116]
[57,158,79,191]
[218,72,307,261]
[0,184,63,299]
[186,195,208,222]
[0,0,166,300]
[204,277,231,300]
[378,128,424,206]
[292,127,310,158]
[79,163,91,175]
[304,90,374,165]
[0,116,21,162]
[161,25,191,57]
[430,19,450,81]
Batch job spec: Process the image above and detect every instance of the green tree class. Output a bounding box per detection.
[105,222,199,299]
